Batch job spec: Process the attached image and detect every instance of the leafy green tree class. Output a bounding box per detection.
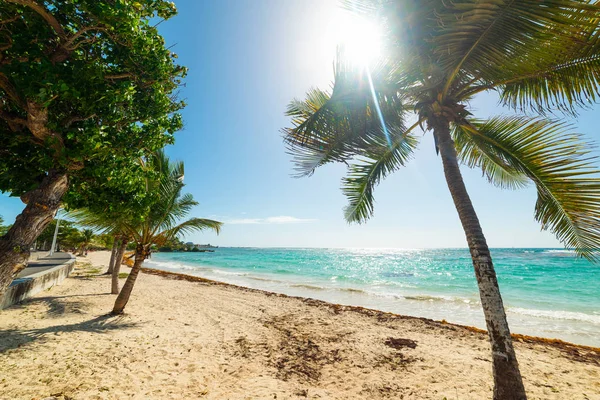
[0,0,186,296]
[283,1,600,399]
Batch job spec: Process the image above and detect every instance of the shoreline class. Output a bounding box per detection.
[1,250,598,399]
[143,250,600,348]
[137,264,600,356]
[145,247,600,347]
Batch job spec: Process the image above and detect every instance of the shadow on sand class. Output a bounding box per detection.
[14,293,112,317]
[0,313,138,353]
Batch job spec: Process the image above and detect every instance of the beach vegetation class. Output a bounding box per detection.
[0,216,9,237]
[110,150,222,314]
[68,206,136,294]
[283,1,600,399]
[69,150,222,313]
[0,0,186,297]
[36,220,78,252]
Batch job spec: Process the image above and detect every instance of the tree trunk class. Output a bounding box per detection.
[0,171,69,297]
[111,239,128,294]
[105,238,119,275]
[112,244,146,314]
[434,123,527,400]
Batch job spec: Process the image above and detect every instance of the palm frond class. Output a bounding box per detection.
[435,0,600,97]
[452,125,531,190]
[283,53,408,177]
[67,209,122,234]
[343,130,419,223]
[155,218,222,246]
[497,53,600,115]
[455,116,600,259]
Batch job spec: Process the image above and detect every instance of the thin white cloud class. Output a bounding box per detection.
[225,216,316,225]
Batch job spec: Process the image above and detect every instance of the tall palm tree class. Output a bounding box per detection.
[111,150,222,314]
[283,1,600,399]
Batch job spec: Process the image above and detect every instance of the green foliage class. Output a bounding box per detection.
[284,0,600,259]
[123,150,223,251]
[96,233,114,249]
[157,236,188,252]
[454,117,600,257]
[0,0,186,215]
[71,150,223,253]
[0,215,9,236]
[37,219,79,250]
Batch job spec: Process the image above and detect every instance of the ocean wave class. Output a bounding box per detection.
[210,269,248,277]
[144,260,203,271]
[544,249,576,254]
[289,284,367,294]
[382,271,414,278]
[290,284,326,291]
[246,276,285,283]
[404,295,477,305]
[338,287,367,294]
[146,260,248,278]
[508,307,600,324]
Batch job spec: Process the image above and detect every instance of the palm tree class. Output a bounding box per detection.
[77,229,95,256]
[68,209,132,293]
[283,1,600,399]
[111,150,222,314]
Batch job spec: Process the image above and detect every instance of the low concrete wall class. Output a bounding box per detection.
[1,253,76,309]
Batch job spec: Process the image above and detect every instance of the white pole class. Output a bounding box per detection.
[49,218,60,256]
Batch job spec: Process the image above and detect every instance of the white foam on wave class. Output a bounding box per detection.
[144,260,204,272]
[210,269,248,277]
[509,307,600,324]
[544,249,576,254]
[404,294,478,305]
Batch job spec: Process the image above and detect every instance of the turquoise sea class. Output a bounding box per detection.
[144,248,600,346]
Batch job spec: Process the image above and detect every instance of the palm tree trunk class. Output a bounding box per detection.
[112,244,146,314]
[105,238,119,275]
[434,123,526,400]
[0,171,69,298]
[111,239,128,294]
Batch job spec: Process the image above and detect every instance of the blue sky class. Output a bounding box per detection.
[1,0,599,248]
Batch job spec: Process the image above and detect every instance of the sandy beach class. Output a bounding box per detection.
[0,251,598,400]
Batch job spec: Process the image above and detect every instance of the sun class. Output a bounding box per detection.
[329,11,383,67]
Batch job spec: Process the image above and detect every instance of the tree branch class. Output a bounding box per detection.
[105,73,133,80]
[26,100,65,156]
[0,108,27,131]
[63,26,109,50]
[5,0,66,39]
[0,72,25,108]
[63,113,97,128]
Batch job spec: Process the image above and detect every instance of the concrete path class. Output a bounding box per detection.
[17,252,74,278]
[2,252,76,309]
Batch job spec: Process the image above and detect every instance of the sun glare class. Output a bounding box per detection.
[330,12,383,67]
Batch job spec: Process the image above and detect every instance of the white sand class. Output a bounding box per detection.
[0,251,598,399]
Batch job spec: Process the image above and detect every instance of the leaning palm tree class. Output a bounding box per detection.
[111,150,222,314]
[283,1,600,399]
[68,210,133,293]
